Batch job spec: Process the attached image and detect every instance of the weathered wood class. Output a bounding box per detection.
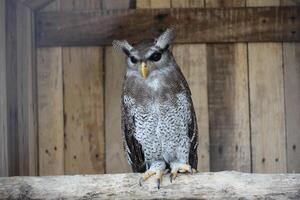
[248,43,286,173]
[5,0,19,176]
[104,0,134,174]
[105,47,130,173]
[137,0,171,8]
[63,47,105,175]
[37,48,64,176]
[0,0,8,177]
[283,43,300,173]
[207,44,250,172]
[0,171,300,199]
[16,2,38,176]
[36,6,300,47]
[247,0,287,174]
[59,0,102,11]
[18,0,55,10]
[206,0,245,7]
[173,44,210,172]
[171,0,204,7]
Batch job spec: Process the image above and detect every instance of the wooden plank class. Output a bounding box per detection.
[5,0,20,176]
[207,44,250,172]
[283,43,300,173]
[171,0,204,7]
[0,0,8,177]
[16,2,37,176]
[35,6,300,47]
[59,0,102,11]
[247,0,286,174]
[137,0,171,8]
[247,0,280,6]
[18,0,56,10]
[1,172,300,199]
[37,48,64,176]
[281,0,300,5]
[248,43,286,173]
[173,44,210,172]
[206,0,245,7]
[63,47,104,174]
[103,0,133,9]
[105,47,130,173]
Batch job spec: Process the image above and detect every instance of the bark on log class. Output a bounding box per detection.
[0,171,300,199]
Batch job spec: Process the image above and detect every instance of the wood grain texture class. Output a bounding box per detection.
[173,44,210,172]
[171,0,204,7]
[1,172,300,199]
[18,0,55,10]
[105,47,130,173]
[5,0,19,176]
[137,0,171,8]
[63,47,104,175]
[104,0,132,174]
[248,43,286,173]
[37,48,64,176]
[206,0,245,7]
[59,0,102,11]
[16,2,37,176]
[207,44,250,172]
[281,0,300,5]
[36,6,300,47]
[246,0,280,6]
[0,0,8,177]
[283,43,300,173]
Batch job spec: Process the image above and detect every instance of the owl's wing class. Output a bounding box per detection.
[177,68,198,170]
[121,96,146,172]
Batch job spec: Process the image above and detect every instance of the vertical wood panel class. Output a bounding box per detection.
[173,44,210,171]
[171,0,204,7]
[205,0,245,7]
[37,48,64,175]
[247,0,286,174]
[283,43,300,173]
[136,0,171,8]
[37,0,64,176]
[207,44,250,172]
[59,0,102,10]
[105,47,130,173]
[5,0,19,176]
[0,0,8,177]
[280,0,300,5]
[205,0,250,172]
[248,43,286,173]
[16,3,38,176]
[104,1,132,173]
[63,47,104,174]
[246,0,280,6]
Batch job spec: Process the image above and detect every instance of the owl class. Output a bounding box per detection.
[113,28,198,189]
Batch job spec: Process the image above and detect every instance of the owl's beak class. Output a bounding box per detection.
[140,62,149,79]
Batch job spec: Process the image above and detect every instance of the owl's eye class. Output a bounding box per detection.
[130,56,138,64]
[149,52,162,62]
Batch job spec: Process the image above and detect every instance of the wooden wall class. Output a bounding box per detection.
[1,0,299,176]
[35,0,300,175]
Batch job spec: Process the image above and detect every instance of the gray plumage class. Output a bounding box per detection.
[114,28,198,173]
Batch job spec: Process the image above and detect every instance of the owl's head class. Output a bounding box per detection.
[112,28,175,79]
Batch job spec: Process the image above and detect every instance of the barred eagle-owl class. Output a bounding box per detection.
[113,28,198,189]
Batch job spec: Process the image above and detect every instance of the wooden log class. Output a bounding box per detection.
[35,6,300,47]
[0,171,300,199]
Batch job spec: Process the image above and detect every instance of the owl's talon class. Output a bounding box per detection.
[157,178,161,189]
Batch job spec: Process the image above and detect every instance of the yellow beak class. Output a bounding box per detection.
[140,62,149,79]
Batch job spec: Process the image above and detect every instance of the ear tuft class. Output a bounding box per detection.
[155,27,176,50]
[112,40,133,56]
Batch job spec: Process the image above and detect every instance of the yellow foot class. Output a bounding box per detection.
[139,169,164,189]
[169,163,196,183]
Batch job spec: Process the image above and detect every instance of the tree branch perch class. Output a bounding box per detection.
[0,171,300,199]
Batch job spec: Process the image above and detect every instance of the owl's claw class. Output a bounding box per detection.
[169,163,195,183]
[139,169,164,189]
